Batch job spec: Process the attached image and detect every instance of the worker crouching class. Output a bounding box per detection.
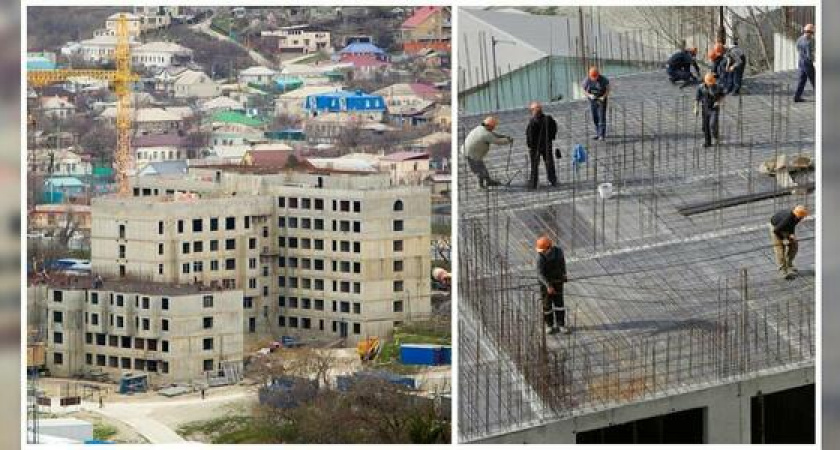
[770,205,808,279]
[536,236,570,335]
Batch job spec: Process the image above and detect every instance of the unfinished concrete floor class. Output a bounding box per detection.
[458,70,816,441]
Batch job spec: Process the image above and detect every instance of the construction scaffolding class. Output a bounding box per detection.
[457,70,815,441]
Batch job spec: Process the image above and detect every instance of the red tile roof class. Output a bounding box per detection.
[401,6,442,29]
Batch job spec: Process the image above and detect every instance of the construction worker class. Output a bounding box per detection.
[536,236,569,335]
[694,73,726,148]
[666,46,700,87]
[525,102,558,189]
[770,205,808,278]
[582,67,610,141]
[723,39,746,95]
[463,116,513,188]
[794,24,815,102]
[708,43,726,87]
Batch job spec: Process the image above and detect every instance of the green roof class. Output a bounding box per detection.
[210,111,266,127]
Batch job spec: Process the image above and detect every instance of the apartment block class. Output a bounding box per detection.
[90,167,432,346]
[33,280,243,384]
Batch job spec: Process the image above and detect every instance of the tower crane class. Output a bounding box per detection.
[27,14,138,196]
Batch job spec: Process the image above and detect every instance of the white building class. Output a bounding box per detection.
[87,167,432,345]
[32,279,244,384]
[79,35,140,64]
[262,26,332,54]
[171,70,220,99]
[238,66,278,86]
[39,96,76,120]
[275,84,344,118]
[132,41,193,69]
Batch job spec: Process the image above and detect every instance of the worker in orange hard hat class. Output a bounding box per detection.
[666,45,701,88]
[694,72,726,147]
[794,24,815,102]
[709,43,727,82]
[536,236,569,335]
[582,66,610,141]
[770,205,809,279]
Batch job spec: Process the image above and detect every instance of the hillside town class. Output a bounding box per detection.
[26,6,451,444]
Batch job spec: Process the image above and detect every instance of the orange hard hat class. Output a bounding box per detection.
[483,116,498,129]
[713,43,725,54]
[793,205,809,218]
[707,49,717,61]
[535,236,552,252]
[804,23,814,33]
[588,66,600,80]
[704,72,716,85]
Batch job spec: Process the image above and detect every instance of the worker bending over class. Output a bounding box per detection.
[666,46,700,87]
[463,116,513,188]
[525,102,559,189]
[770,205,808,279]
[695,73,726,148]
[582,67,610,141]
[536,236,570,335]
[723,40,746,95]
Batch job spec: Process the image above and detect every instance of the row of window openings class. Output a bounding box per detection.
[277,198,405,214]
[70,292,215,310]
[155,216,246,235]
[81,353,171,374]
[276,316,363,335]
[174,238,255,255]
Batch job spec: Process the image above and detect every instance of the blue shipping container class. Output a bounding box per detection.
[400,343,443,365]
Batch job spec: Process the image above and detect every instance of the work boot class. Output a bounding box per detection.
[486,179,502,187]
[793,98,805,103]
[591,135,600,140]
[547,326,560,335]
[702,142,712,148]
[559,326,572,335]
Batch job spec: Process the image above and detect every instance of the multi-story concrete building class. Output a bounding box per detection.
[89,167,432,345]
[31,279,243,384]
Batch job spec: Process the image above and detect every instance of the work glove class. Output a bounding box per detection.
[554,148,562,159]
[693,105,699,116]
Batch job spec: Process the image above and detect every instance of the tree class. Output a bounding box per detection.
[79,126,117,165]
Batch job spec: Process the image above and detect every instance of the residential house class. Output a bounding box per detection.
[378,151,434,185]
[304,90,386,121]
[42,177,86,204]
[133,134,189,166]
[172,70,220,99]
[400,6,451,54]
[376,83,442,123]
[132,41,193,69]
[262,26,331,54]
[39,96,76,120]
[342,55,392,81]
[29,204,92,234]
[275,85,344,118]
[132,6,182,30]
[200,96,244,114]
[238,66,278,86]
[79,35,140,63]
[337,42,388,61]
[99,107,183,135]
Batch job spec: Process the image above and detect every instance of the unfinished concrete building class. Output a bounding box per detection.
[91,167,432,346]
[458,68,815,443]
[31,278,243,384]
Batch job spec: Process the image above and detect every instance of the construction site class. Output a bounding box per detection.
[457,6,816,445]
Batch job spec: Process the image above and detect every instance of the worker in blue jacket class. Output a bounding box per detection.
[794,24,816,102]
[582,66,610,141]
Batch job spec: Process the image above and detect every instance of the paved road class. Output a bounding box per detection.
[88,391,252,444]
[190,18,275,69]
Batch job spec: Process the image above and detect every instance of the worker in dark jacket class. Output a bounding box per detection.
[724,40,746,95]
[536,236,569,335]
[794,24,816,102]
[694,73,726,147]
[582,66,610,141]
[770,205,808,278]
[666,47,700,87]
[525,102,558,189]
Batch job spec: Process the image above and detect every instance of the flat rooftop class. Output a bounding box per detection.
[34,274,231,296]
[458,70,815,441]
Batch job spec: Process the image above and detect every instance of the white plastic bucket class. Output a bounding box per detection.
[598,182,614,199]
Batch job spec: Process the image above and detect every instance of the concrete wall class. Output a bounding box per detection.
[476,365,814,444]
[90,169,432,346]
[43,285,243,385]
